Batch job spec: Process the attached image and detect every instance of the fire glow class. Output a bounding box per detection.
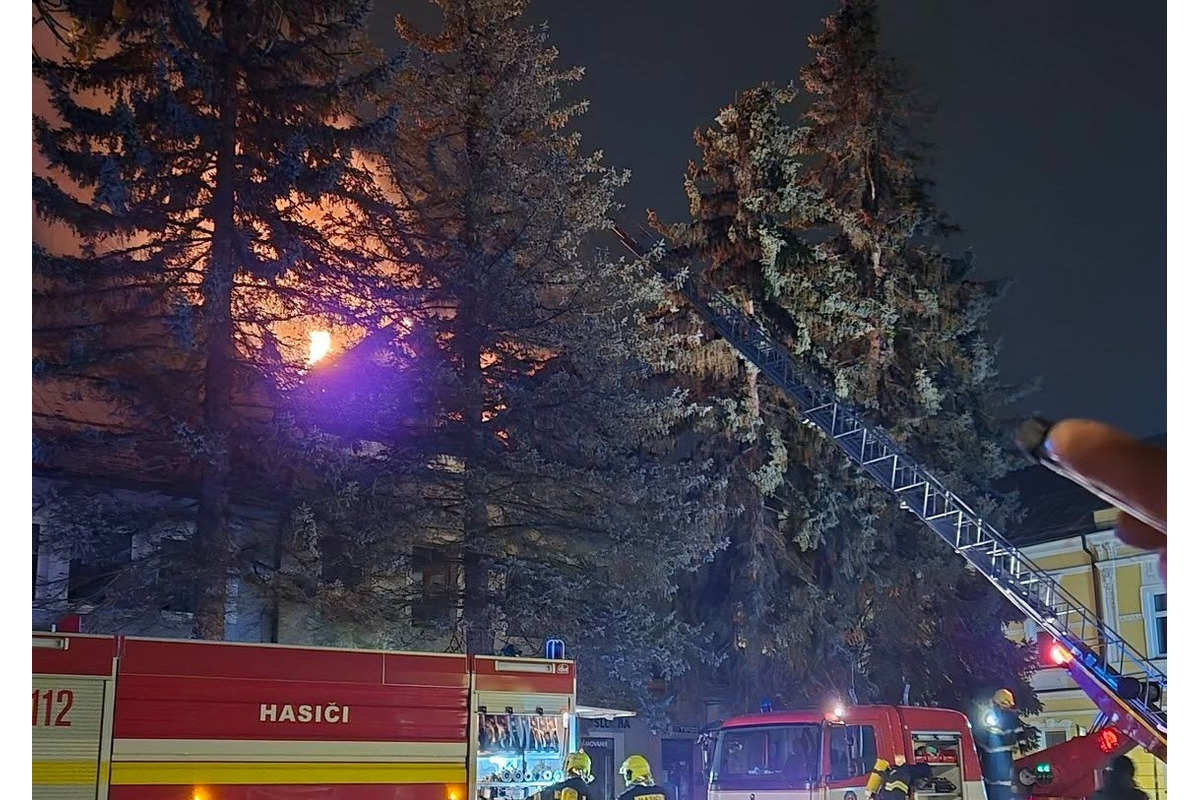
[307,330,332,365]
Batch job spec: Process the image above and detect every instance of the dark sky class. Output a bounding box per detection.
[373,1,1166,437]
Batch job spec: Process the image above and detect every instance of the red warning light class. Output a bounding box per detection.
[1050,643,1071,665]
[1098,728,1120,753]
[1036,632,1072,669]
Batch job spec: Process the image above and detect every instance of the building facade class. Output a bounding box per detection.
[1006,505,1167,799]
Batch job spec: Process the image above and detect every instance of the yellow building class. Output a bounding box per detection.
[1004,478,1166,800]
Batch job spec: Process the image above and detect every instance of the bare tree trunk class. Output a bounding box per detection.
[459,83,494,654]
[192,12,239,640]
[461,323,493,656]
[462,491,492,655]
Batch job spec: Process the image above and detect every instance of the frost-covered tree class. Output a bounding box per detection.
[275,0,729,710]
[795,0,1025,509]
[788,0,1037,718]
[32,0,396,638]
[649,0,1037,718]
[645,85,836,712]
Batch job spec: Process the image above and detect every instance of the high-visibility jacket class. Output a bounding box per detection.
[619,783,670,800]
[531,776,595,800]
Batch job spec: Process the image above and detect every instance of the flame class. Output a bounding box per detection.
[307,330,332,365]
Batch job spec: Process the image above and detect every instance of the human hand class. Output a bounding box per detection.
[1016,418,1166,580]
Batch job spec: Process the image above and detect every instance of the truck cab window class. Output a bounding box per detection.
[828,725,877,781]
[712,724,821,790]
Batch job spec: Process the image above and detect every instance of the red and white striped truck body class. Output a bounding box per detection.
[33,632,577,800]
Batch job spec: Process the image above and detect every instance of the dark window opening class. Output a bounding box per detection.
[320,536,362,587]
[68,532,133,605]
[1152,593,1166,656]
[411,545,458,628]
[160,580,195,614]
[1044,730,1068,748]
[152,536,196,614]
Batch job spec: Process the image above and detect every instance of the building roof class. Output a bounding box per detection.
[999,431,1166,547]
[999,464,1110,546]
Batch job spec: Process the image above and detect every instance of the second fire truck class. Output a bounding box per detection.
[33,631,579,800]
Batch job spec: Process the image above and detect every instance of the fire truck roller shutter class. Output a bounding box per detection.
[33,674,112,800]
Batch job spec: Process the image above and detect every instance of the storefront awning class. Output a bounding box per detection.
[576,705,637,720]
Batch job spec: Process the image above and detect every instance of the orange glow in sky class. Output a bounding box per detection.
[307,330,332,365]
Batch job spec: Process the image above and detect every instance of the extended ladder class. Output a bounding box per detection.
[613,223,1167,761]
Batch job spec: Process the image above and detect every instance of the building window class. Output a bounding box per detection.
[150,534,197,615]
[1142,587,1166,658]
[160,581,196,615]
[68,532,133,605]
[411,545,458,628]
[319,536,361,587]
[1043,730,1068,748]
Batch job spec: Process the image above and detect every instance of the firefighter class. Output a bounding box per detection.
[530,752,596,800]
[1089,755,1149,800]
[868,758,932,800]
[974,689,1021,800]
[864,758,892,798]
[617,755,668,800]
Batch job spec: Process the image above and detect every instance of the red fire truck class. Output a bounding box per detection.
[701,704,1131,800]
[33,631,578,800]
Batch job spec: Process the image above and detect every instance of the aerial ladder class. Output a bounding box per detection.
[612,222,1167,762]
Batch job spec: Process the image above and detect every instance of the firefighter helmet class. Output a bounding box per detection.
[620,755,653,787]
[565,751,592,778]
[993,689,1016,709]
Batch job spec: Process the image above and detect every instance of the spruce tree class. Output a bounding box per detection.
[647,85,832,712]
[278,0,728,709]
[33,0,396,638]
[793,0,1036,714]
[650,0,1036,717]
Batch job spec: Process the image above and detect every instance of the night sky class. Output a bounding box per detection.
[373,1,1166,437]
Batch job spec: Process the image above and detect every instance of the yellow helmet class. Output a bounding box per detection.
[993,689,1016,709]
[564,751,592,778]
[620,754,653,786]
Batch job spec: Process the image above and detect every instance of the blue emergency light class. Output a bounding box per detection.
[544,639,565,660]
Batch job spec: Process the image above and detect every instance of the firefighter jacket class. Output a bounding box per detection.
[874,763,932,799]
[975,707,1020,800]
[977,707,1021,755]
[531,776,595,800]
[618,783,669,800]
